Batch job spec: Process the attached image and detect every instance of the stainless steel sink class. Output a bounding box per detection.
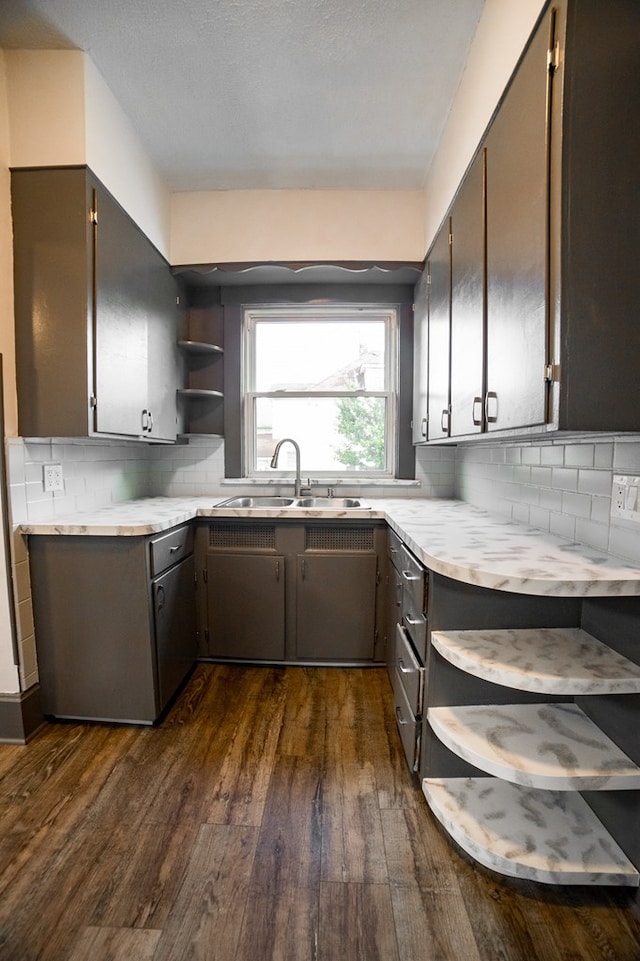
[214,496,296,508]
[213,495,369,510]
[293,497,369,509]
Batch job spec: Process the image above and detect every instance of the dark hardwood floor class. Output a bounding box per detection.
[1,663,640,961]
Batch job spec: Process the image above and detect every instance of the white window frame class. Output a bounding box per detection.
[242,304,398,479]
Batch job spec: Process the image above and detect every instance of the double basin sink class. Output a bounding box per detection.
[214,495,370,510]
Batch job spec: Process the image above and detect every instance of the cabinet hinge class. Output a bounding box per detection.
[547,40,560,73]
[89,208,98,225]
[544,363,559,383]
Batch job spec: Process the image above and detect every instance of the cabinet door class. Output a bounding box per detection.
[296,553,377,660]
[484,11,552,432]
[426,219,452,440]
[450,151,486,437]
[412,269,429,444]
[92,182,149,437]
[152,554,197,710]
[206,553,285,660]
[145,253,180,442]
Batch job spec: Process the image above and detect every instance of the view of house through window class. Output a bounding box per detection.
[244,306,397,477]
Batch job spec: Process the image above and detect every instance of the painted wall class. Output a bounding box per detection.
[171,188,425,265]
[422,0,547,251]
[0,54,21,693]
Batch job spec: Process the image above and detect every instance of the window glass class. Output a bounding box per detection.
[244,306,396,477]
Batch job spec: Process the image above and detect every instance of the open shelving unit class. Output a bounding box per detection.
[177,309,224,438]
[423,627,640,886]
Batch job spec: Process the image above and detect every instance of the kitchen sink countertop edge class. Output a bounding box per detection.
[18,496,640,597]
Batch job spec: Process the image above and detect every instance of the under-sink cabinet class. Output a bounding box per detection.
[28,525,197,723]
[197,520,386,664]
[419,573,640,886]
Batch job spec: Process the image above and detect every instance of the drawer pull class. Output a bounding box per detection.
[397,657,412,675]
[405,615,423,627]
[169,543,183,553]
[395,706,408,726]
[402,570,420,582]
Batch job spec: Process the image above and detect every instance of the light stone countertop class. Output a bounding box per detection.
[19,495,640,597]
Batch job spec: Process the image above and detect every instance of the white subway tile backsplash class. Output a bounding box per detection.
[561,491,592,519]
[551,467,579,491]
[578,469,612,497]
[550,511,576,539]
[563,444,595,468]
[540,445,564,466]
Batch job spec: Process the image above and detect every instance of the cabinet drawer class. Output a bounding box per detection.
[150,525,194,576]
[394,624,424,715]
[388,528,404,570]
[391,664,421,772]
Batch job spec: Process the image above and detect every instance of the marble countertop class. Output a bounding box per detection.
[19,495,640,597]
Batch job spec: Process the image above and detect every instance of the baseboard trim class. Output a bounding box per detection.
[0,685,46,743]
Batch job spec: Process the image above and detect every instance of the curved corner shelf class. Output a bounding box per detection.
[423,777,640,887]
[177,388,223,400]
[431,627,640,695]
[427,703,640,791]
[178,340,224,356]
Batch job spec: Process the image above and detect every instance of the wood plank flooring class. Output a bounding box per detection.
[1,663,640,961]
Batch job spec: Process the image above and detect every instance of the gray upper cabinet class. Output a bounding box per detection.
[426,218,452,440]
[416,0,640,442]
[411,270,429,444]
[450,150,486,437]
[12,166,180,442]
[484,8,550,434]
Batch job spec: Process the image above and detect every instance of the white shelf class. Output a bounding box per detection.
[428,703,640,790]
[431,627,640,695]
[176,388,223,399]
[423,777,639,887]
[178,340,223,355]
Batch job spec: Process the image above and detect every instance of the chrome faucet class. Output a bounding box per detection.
[270,438,303,496]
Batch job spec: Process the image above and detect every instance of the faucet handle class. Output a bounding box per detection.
[299,477,313,496]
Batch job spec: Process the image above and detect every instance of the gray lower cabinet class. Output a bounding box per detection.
[205,552,285,660]
[296,553,377,660]
[28,524,197,723]
[199,520,385,663]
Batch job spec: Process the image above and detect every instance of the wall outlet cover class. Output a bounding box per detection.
[43,463,64,493]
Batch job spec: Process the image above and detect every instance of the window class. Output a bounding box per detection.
[243,305,398,478]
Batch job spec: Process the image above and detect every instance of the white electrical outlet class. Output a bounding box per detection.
[611,475,640,524]
[43,463,64,493]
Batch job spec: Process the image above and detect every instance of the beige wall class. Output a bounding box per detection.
[423,0,547,252]
[171,188,425,265]
[0,54,21,692]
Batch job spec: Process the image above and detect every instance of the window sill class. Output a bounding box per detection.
[221,477,420,488]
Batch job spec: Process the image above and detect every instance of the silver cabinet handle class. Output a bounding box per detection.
[485,391,498,424]
[440,408,450,434]
[141,408,149,431]
[156,584,165,612]
[405,615,423,626]
[276,560,281,582]
[169,543,183,553]
[472,396,483,426]
[397,657,412,674]
[396,706,408,726]
[402,570,420,582]
[421,416,427,438]
[148,409,153,433]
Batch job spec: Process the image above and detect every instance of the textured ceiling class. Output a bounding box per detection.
[0,0,484,192]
